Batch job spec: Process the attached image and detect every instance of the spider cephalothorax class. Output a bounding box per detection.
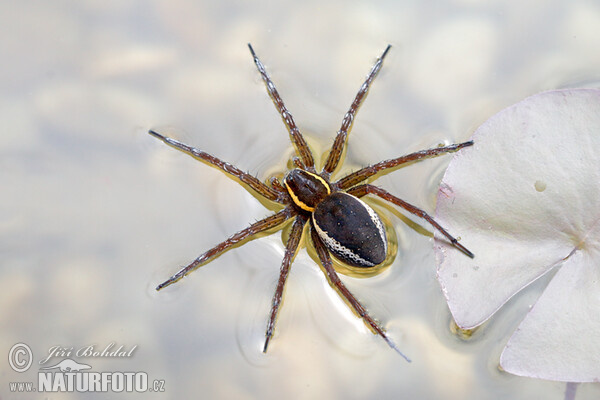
[150,44,473,361]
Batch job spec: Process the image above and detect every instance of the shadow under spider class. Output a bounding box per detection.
[149,43,474,362]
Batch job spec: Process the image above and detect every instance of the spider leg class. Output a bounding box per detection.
[148,130,285,203]
[247,44,315,171]
[335,141,473,190]
[322,45,391,177]
[263,214,307,352]
[156,207,294,291]
[348,184,474,258]
[309,226,411,362]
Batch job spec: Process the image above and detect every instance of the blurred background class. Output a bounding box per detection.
[2,0,600,399]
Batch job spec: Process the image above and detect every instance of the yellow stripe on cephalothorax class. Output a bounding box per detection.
[284,170,330,212]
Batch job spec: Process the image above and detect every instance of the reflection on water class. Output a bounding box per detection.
[3,1,600,399]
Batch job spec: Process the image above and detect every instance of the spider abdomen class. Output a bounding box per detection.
[312,192,387,268]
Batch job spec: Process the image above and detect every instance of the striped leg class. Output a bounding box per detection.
[310,226,411,361]
[348,184,474,258]
[322,45,391,177]
[336,141,474,190]
[263,214,307,352]
[149,130,284,203]
[156,208,294,291]
[247,44,315,171]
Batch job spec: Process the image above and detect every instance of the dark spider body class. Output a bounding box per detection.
[313,192,388,267]
[284,168,387,267]
[149,44,474,361]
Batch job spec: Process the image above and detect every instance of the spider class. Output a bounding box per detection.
[149,43,474,361]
